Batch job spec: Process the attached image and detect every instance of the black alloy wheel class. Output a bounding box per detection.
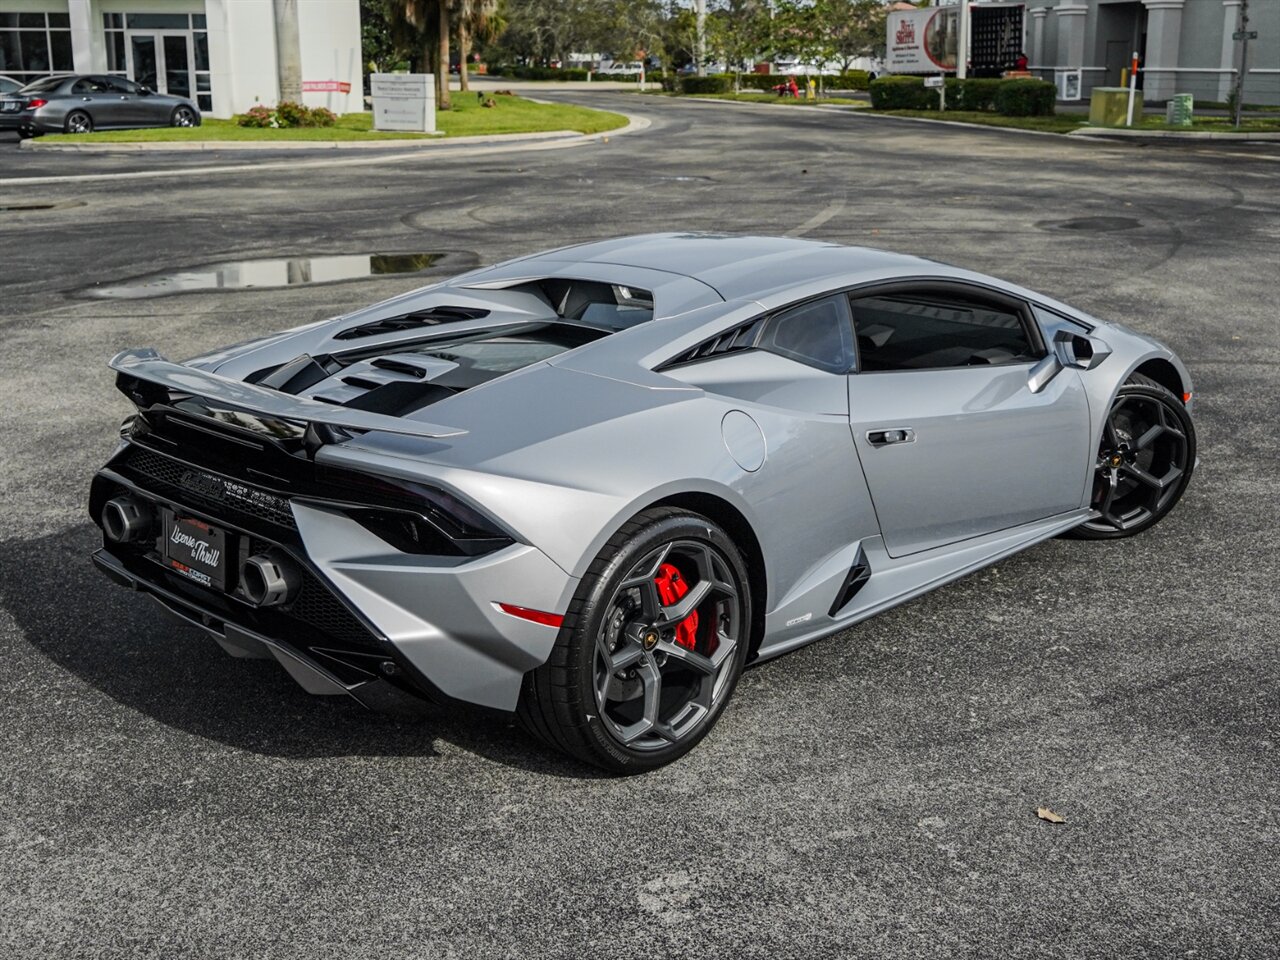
[64,110,93,134]
[1070,373,1195,539]
[171,106,198,127]
[519,507,752,773]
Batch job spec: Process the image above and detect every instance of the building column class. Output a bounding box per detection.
[1219,0,1243,100]
[1030,7,1049,68]
[1142,0,1186,100]
[1053,3,1088,69]
[66,0,104,73]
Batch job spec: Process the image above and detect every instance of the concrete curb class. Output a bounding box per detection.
[18,127,592,153]
[0,112,650,186]
[1069,126,1280,141]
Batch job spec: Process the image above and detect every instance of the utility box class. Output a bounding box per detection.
[1089,87,1135,126]
[1166,93,1194,126]
[1055,69,1082,101]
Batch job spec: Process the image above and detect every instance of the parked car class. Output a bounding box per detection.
[0,74,200,138]
[0,74,22,95]
[598,60,644,76]
[90,234,1196,772]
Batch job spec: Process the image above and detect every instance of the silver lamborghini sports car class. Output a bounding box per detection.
[89,235,1196,771]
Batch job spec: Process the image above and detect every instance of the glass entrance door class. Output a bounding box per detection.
[125,31,194,100]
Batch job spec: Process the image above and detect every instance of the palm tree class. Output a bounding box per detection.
[392,0,451,109]
[273,0,303,102]
[456,0,500,93]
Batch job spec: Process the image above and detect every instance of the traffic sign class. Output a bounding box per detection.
[1233,30,1258,40]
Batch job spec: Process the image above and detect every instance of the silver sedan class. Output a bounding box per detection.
[0,73,200,137]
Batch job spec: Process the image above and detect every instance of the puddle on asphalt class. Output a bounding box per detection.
[83,251,466,299]
[1036,216,1142,232]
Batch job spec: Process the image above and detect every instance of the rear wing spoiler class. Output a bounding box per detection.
[110,348,467,440]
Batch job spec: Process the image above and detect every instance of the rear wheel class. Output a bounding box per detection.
[1069,373,1195,539]
[518,508,752,773]
[64,110,93,134]
[170,106,198,127]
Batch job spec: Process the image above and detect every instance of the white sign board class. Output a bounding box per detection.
[923,75,945,88]
[886,7,958,74]
[372,73,435,133]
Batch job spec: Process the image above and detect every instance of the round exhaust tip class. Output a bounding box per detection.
[102,496,152,543]
[241,551,299,607]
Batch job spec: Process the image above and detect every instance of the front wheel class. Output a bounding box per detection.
[518,508,752,773]
[64,110,93,134]
[1068,373,1195,539]
[170,106,199,127]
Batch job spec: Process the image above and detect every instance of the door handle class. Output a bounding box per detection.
[866,427,915,446]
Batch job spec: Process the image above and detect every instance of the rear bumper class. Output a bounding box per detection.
[90,442,579,712]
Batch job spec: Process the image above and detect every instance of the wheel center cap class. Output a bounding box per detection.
[1109,453,1124,468]
[641,629,659,651]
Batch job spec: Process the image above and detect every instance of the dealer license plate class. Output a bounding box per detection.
[163,514,229,591]
[0,101,20,113]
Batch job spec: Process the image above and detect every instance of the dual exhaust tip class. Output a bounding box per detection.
[102,495,299,607]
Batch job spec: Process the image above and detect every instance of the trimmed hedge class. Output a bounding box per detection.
[869,75,935,110]
[955,77,1001,111]
[993,78,1056,116]
[869,76,1056,116]
[679,75,733,94]
[838,69,872,91]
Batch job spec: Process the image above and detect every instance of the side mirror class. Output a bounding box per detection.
[1053,328,1111,370]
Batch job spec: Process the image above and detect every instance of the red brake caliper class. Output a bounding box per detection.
[654,562,699,651]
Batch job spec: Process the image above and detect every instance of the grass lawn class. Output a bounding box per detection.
[867,109,1280,135]
[35,94,627,144]
[873,110,1087,133]
[640,90,866,106]
[1134,115,1280,133]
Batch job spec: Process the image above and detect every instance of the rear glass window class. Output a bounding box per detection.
[19,76,67,93]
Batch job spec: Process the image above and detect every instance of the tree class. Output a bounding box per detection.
[387,0,451,108]
[272,0,303,102]
[825,0,888,72]
[706,0,772,91]
[457,0,502,91]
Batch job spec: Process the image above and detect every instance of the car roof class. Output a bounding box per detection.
[520,233,935,301]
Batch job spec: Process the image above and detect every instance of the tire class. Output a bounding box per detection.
[63,110,93,134]
[1067,373,1195,539]
[16,128,33,140]
[170,106,199,128]
[517,507,753,773]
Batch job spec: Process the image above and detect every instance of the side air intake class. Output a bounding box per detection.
[828,548,872,617]
[659,316,765,370]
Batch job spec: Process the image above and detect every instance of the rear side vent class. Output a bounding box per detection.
[660,316,764,369]
[333,306,491,340]
[828,548,871,617]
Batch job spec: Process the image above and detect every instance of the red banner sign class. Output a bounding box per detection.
[301,81,352,93]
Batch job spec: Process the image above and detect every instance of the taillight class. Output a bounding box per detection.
[28,98,48,109]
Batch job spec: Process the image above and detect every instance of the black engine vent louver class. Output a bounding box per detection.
[660,316,765,369]
[333,306,491,340]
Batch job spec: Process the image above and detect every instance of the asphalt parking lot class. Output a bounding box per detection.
[1,94,1277,959]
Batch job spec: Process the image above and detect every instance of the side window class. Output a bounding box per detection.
[105,77,140,94]
[759,295,854,374]
[849,288,1039,372]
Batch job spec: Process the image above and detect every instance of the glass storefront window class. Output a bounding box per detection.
[125,13,191,30]
[0,13,72,79]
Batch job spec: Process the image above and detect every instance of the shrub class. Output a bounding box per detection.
[238,104,274,128]
[869,75,934,110]
[275,100,310,127]
[994,78,1056,116]
[308,106,337,127]
[956,77,1001,111]
[838,69,872,91]
[679,75,733,95]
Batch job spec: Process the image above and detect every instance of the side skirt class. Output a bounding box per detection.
[754,508,1094,663]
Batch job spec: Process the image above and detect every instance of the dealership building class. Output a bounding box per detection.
[1020,0,1278,103]
[0,0,362,117]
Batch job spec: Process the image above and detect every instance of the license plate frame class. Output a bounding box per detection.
[162,510,230,591]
